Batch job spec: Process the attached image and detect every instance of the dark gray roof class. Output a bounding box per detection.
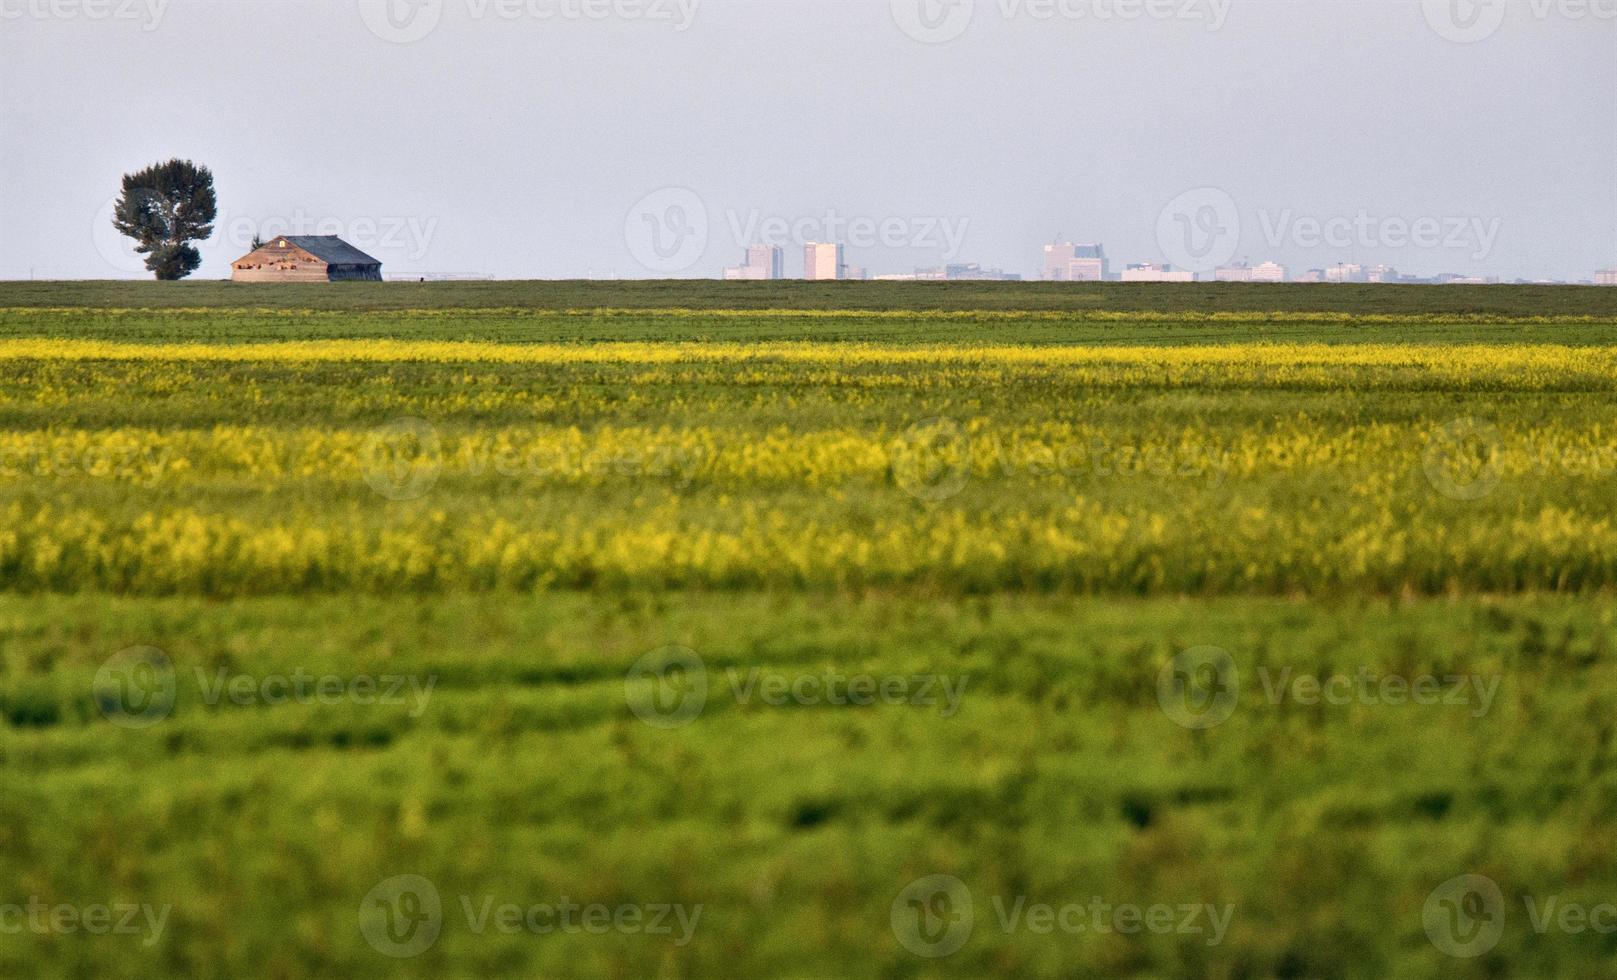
[284,236,381,266]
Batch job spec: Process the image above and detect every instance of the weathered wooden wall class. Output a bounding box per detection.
[232,241,330,283]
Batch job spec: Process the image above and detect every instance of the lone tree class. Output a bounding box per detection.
[112,159,217,280]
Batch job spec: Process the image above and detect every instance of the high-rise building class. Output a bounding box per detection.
[945,263,1020,281]
[1121,263,1195,283]
[1365,264,1399,284]
[875,264,1021,282]
[804,242,845,281]
[747,244,783,278]
[723,244,784,280]
[1325,263,1366,284]
[1249,261,1287,283]
[1597,269,1617,286]
[1217,261,1288,283]
[1043,242,1107,282]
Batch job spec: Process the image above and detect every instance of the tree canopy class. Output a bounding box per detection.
[113,159,218,281]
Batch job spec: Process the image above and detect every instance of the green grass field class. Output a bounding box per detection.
[3,281,1617,979]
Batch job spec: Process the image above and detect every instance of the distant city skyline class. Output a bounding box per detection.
[1,1,1612,282]
[714,238,1614,285]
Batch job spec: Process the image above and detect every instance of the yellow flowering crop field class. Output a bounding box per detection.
[3,292,1617,979]
[0,334,1613,595]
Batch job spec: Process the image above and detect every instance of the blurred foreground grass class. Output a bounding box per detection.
[4,592,1617,979]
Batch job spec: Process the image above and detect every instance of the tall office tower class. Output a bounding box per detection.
[804,242,846,280]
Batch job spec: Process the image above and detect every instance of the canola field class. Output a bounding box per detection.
[3,285,1617,980]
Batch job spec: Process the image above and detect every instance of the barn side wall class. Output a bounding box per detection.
[232,265,333,283]
[329,264,384,282]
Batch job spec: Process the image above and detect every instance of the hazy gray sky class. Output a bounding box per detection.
[1,0,1613,281]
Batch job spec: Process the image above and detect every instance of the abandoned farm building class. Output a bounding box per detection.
[231,235,383,282]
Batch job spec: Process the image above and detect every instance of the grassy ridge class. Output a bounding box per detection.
[3,305,1617,347]
[2,278,1616,316]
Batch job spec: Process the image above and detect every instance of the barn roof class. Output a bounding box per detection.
[281,236,382,266]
